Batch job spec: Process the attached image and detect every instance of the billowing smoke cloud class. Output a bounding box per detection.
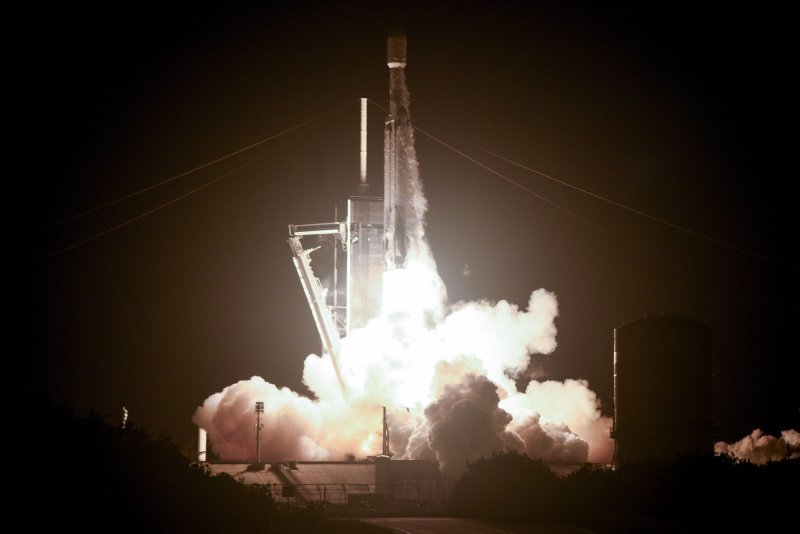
[715,429,800,465]
[192,63,614,478]
[192,285,614,477]
[503,378,614,464]
[423,374,520,479]
[193,377,324,461]
[514,414,588,465]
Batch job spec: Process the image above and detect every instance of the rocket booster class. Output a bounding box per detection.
[384,32,410,270]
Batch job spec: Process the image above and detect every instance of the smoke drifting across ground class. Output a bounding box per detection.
[715,429,799,465]
[193,70,613,479]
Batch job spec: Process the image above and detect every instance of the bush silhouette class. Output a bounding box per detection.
[25,399,277,532]
[448,451,561,522]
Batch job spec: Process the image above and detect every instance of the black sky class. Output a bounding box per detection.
[17,2,796,449]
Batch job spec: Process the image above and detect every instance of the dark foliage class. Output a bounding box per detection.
[447,451,562,522]
[20,399,276,532]
[20,399,389,533]
[447,451,799,532]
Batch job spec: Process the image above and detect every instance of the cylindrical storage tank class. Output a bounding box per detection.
[198,427,207,462]
[613,314,713,465]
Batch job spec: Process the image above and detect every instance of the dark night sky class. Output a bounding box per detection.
[16,2,796,450]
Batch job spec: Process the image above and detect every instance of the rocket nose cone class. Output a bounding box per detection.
[387,32,407,68]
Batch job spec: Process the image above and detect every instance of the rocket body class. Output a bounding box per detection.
[384,33,411,270]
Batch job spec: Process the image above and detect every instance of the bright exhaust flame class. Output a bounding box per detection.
[192,65,614,478]
[382,262,443,319]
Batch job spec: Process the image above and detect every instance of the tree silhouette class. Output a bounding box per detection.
[446,449,798,532]
[448,451,561,522]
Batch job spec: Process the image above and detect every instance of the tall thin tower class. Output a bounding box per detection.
[345,98,384,332]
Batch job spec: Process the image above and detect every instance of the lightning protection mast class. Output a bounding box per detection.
[255,401,264,464]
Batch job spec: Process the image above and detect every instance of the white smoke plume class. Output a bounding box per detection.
[715,429,800,465]
[502,379,614,464]
[192,63,614,478]
[192,279,614,477]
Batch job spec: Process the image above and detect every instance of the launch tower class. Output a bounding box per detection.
[287,34,409,394]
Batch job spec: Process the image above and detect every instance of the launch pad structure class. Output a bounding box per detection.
[287,33,409,402]
[204,33,621,496]
[207,38,446,494]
